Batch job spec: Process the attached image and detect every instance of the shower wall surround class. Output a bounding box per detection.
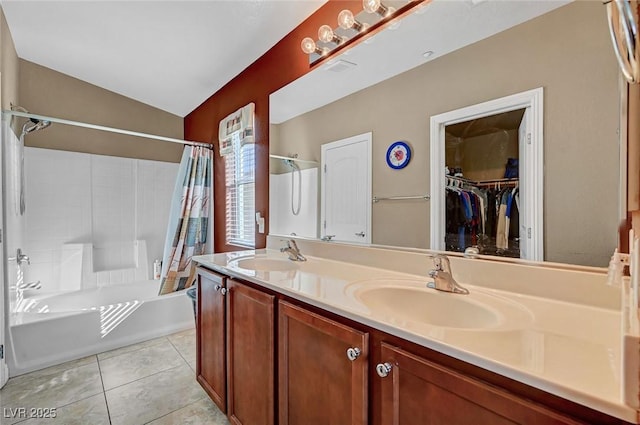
[269,167,318,238]
[24,147,179,293]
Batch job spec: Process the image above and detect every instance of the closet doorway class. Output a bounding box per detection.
[430,88,543,261]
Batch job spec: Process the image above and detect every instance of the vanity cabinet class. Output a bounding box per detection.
[196,265,631,425]
[196,267,227,411]
[373,342,583,425]
[196,268,275,424]
[278,301,369,425]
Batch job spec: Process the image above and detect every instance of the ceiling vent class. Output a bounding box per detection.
[325,59,358,73]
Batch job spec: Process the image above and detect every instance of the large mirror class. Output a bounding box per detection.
[269,0,621,267]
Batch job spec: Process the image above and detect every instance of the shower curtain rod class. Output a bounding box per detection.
[3,110,212,149]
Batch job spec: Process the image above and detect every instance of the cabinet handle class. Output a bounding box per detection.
[376,362,393,378]
[355,231,365,237]
[346,347,361,361]
[220,287,228,296]
[214,285,228,295]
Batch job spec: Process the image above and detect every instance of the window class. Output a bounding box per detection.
[225,131,255,247]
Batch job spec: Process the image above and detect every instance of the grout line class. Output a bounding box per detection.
[96,354,113,425]
[166,334,195,366]
[102,362,186,393]
[97,336,168,362]
[141,395,210,425]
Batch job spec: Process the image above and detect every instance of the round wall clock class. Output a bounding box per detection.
[386,141,411,169]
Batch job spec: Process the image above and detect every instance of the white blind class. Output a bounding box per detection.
[225,132,255,247]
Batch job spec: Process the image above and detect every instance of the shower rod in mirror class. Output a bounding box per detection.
[3,110,211,148]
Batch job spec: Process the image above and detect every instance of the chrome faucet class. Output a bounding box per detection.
[280,240,307,262]
[427,254,469,295]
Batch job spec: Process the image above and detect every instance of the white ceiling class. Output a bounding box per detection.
[271,0,570,124]
[0,0,327,117]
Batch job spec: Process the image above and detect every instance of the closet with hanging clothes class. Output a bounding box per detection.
[444,108,524,258]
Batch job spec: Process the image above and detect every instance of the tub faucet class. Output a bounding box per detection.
[281,240,306,262]
[427,254,469,295]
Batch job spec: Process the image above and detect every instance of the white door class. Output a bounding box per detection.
[321,133,372,243]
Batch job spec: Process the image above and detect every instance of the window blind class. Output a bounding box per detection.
[225,132,255,248]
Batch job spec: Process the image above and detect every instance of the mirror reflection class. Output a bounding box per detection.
[269,1,621,267]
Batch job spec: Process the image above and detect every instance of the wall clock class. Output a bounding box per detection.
[386,141,411,169]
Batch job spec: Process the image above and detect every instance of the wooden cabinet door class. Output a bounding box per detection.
[196,267,227,412]
[376,342,583,425]
[227,279,275,425]
[279,301,368,425]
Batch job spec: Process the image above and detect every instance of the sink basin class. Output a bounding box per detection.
[348,280,532,330]
[234,257,298,272]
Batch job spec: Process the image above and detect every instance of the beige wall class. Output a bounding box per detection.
[0,8,19,111]
[272,2,620,267]
[19,60,183,162]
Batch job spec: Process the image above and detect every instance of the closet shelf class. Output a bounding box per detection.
[446,175,518,188]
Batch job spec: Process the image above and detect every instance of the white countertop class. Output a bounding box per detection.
[193,249,637,423]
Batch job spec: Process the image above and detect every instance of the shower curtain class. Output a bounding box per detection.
[159,146,212,295]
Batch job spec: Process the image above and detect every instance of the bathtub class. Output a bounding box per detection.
[7,280,194,376]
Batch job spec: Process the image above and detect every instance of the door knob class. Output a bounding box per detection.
[346,347,361,361]
[376,362,393,378]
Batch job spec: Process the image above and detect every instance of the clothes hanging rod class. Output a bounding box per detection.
[373,195,430,203]
[3,110,212,148]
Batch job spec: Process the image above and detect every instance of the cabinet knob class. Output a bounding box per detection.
[214,285,228,295]
[220,287,228,296]
[346,347,361,361]
[376,362,393,378]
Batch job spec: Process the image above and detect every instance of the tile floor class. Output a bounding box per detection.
[0,329,229,425]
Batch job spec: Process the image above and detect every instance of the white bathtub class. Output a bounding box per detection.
[8,280,194,376]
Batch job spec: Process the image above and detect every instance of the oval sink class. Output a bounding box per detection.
[347,280,532,330]
[358,286,498,329]
[234,257,298,272]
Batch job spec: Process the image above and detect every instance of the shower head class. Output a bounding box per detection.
[21,118,51,135]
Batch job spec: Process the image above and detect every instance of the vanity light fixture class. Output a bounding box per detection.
[338,10,366,32]
[318,25,344,45]
[301,0,428,64]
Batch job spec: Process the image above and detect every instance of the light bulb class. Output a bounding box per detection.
[363,0,381,13]
[318,25,336,43]
[301,37,317,54]
[338,9,365,32]
[338,10,355,29]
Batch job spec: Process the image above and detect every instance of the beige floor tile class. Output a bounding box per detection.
[16,394,110,425]
[99,339,185,390]
[147,397,229,425]
[97,336,167,361]
[105,363,206,425]
[168,328,196,364]
[0,363,103,425]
